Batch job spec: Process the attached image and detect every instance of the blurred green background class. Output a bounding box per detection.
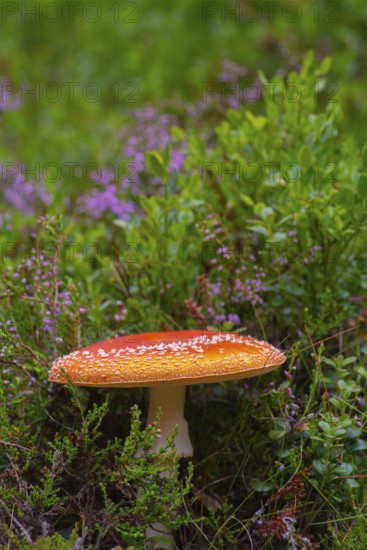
[1,0,367,166]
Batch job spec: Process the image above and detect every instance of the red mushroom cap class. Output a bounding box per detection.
[49,330,286,387]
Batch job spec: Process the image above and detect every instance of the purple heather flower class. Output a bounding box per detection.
[218,59,248,83]
[214,314,226,323]
[120,106,187,188]
[227,313,240,325]
[1,165,52,215]
[233,275,265,306]
[216,246,229,258]
[78,184,137,220]
[210,282,222,296]
[0,79,22,111]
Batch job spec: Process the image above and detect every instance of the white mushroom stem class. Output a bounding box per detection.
[147,385,193,457]
[145,386,192,549]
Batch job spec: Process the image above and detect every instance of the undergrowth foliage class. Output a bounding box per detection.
[0,52,367,547]
[0,379,193,548]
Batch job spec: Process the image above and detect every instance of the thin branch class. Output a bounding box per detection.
[0,497,32,544]
[0,440,33,453]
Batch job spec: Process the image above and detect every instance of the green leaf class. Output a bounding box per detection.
[251,481,274,492]
[139,195,156,215]
[169,125,185,142]
[277,448,290,458]
[363,142,367,170]
[272,232,287,241]
[349,439,367,451]
[318,421,331,434]
[357,175,367,196]
[249,225,269,237]
[334,215,344,231]
[345,427,361,439]
[163,143,171,166]
[113,219,130,229]
[334,462,353,476]
[245,111,267,130]
[298,145,313,170]
[240,193,254,206]
[253,202,267,215]
[268,429,285,440]
[317,56,332,75]
[341,356,357,367]
[177,209,194,225]
[260,206,274,220]
[345,478,360,488]
[167,170,179,195]
[313,459,326,475]
[145,151,167,179]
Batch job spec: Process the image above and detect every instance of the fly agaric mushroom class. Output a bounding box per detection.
[49,330,286,457]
